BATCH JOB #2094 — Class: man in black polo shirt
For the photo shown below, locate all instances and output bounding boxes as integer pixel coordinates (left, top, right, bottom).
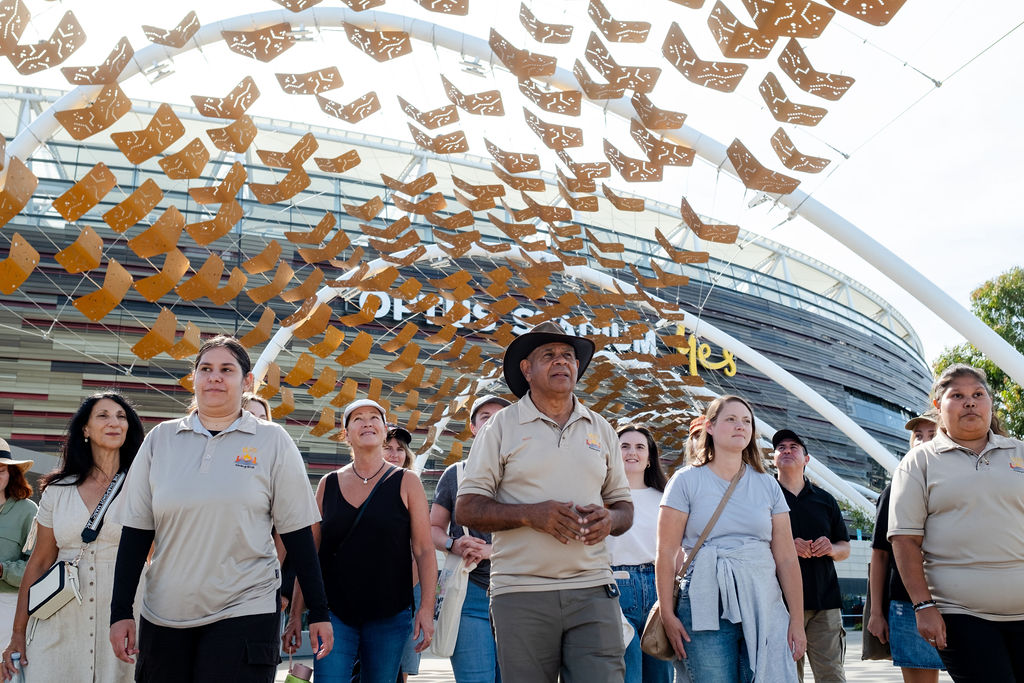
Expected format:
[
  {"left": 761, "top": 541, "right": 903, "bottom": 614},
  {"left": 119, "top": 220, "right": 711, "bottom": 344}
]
[{"left": 775, "top": 428, "right": 851, "bottom": 682}]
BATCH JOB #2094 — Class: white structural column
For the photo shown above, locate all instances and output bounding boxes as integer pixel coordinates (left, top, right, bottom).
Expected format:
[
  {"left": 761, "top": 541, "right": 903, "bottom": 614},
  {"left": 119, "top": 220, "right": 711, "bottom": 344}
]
[{"left": 253, "top": 243, "right": 879, "bottom": 514}]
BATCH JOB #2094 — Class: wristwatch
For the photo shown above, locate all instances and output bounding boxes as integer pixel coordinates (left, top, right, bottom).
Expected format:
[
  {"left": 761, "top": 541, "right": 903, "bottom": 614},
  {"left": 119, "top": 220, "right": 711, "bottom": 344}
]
[{"left": 445, "top": 537, "right": 455, "bottom": 552}]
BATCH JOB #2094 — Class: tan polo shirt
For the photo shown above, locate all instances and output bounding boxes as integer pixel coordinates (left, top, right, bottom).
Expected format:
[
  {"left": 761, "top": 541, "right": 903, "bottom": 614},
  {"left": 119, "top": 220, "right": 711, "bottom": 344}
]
[
  {"left": 458, "top": 392, "right": 631, "bottom": 596},
  {"left": 114, "top": 411, "right": 319, "bottom": 628},
  {"left": 889, "top": 429, "right": 1024, "bottom": 621}
]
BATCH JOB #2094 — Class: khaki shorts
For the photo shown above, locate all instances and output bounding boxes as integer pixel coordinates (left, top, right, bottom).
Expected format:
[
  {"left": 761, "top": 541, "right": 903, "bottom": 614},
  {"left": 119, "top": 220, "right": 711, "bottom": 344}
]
[{"left": 490, "top": 586, "right": 625, "bottom": 683}]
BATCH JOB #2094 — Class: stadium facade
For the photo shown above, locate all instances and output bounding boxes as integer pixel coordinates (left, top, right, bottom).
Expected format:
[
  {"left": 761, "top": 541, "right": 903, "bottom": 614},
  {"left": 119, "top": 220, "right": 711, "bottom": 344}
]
[{"left": 0, "top": 86, "right": 931, "bottom": 493}]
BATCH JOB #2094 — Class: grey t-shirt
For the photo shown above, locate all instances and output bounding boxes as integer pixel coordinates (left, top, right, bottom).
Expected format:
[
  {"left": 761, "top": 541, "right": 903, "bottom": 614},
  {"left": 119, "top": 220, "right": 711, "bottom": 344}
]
[
  {"left": 434, "top": 462, "right": 490, "bottom": 589},
  {"left": 661, "top": 464, "right": 789, "bottom": 563}
]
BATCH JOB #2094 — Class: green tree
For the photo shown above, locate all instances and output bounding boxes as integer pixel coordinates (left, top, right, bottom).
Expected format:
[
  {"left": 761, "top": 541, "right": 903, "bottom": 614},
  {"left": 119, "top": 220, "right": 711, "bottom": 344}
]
[
  {"left": 838, "top": 499, "right": 875, "bottom": 537},
  {"left": 933, "top": 266, "right": 1024, "bottom": 437}
]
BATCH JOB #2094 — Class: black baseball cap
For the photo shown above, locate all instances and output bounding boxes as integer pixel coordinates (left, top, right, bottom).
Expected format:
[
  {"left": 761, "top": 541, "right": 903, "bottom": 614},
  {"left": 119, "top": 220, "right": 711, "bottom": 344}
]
[
  {"left": 386, "top": 425, "right": 412, "bottom": 446},
  {"left": 772, "top": 429, "right": 807, "bottom": 451}
]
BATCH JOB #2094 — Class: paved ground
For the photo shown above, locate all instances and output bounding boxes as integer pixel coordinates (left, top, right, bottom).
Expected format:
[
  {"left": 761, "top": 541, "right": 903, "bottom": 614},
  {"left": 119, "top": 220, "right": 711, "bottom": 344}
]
[{"left": 277, "top": 630, "right": 953, "bottom": 681}]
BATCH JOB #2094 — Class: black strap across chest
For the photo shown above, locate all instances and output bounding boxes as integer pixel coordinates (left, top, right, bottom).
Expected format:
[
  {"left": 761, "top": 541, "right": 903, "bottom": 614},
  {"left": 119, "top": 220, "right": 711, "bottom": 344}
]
[{"left": 329, "top": 464, "right": 397, "bottom": 552}]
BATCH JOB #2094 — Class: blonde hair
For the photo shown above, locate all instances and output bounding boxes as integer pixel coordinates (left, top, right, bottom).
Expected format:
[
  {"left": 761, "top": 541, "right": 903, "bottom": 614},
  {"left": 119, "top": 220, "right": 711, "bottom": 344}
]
[
  {"left": 684, "top": 433, "right": 700, "bottom": 466},
  {"left": 242, "top": 392, "right": 272, "bottom": 420},
  {"left": 684, "top": 415, "right": 707, "bottom": 466}
]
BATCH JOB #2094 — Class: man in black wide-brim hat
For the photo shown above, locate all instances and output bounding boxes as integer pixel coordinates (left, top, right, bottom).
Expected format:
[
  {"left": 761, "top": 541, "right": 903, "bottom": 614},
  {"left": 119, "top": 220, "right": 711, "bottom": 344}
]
[{"left": 456, "top": 320, "right": 633, "bottom": 682}]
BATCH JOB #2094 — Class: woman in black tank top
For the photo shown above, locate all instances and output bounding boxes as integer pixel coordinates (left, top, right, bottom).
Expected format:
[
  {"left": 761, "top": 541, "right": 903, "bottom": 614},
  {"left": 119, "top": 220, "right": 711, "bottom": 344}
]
[{"left": 284, "top": 399, "right": 436, "bottom": 683}]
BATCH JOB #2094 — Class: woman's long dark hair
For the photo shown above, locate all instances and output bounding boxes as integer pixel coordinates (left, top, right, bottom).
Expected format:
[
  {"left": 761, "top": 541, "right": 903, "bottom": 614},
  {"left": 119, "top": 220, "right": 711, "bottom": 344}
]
[
  {"left": 42, "top": 391, "right": 145, "bottom": 490},
  {"left": 616, "top": 425, "right": 668, "bottom": 492}
]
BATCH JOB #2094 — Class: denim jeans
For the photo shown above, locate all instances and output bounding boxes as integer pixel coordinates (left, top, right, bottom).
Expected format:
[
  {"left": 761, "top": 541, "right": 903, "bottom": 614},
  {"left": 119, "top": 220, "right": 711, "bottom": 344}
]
[
  {"left": 399, "top": 584, "right": 423, "bottom": 675},
  {"left": 313, "top": 607, "right": 412, "bottom": 682},
  {"left": 675, "top": 586, "right": 753, "bottom": 683},
  {"left": 614, "top": 564, "right": 673, "bottom": 683},
  {"left": 449, "top": 580, "right": 501, "bottom": 683},
  {"left": 888, "top": 600, "right": 944, "bottom": 670}
]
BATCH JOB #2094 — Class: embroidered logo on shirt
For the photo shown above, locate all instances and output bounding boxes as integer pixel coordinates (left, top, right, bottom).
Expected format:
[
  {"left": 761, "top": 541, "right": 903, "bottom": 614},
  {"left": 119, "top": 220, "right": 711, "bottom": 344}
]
[
  {"left": 1010, "top": 455, "right": 1024, "bottom": 474},
  {"left": 585, "top": 434, "right": 601, "bottom": 451},
  {"left": 234, "top": 447, "right": 257, "bottom": 469}
]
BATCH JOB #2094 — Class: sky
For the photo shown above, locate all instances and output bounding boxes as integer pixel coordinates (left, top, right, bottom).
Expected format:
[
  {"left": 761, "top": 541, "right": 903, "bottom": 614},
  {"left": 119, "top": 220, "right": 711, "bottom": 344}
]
[
  {"left": 766, "top": 3, "right": 1024, "bottom": 364},
  {"left": 4, "top": 0, "right": 1022, "bottom": 366}
]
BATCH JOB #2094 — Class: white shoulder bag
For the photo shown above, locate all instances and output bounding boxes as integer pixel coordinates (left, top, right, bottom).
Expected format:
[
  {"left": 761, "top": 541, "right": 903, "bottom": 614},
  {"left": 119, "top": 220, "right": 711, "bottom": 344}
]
[
  {"left": 430, "top": 462, "right": 478, "bottom": 657},
  {"left": 28, "top": 472, "right": 125, "bottom": 619}
]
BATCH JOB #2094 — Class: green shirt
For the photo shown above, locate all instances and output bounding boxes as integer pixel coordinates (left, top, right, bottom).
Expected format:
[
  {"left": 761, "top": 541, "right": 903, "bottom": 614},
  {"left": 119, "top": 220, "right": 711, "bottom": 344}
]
[{"left": 0, "top": 497, "right": 38, "bottom": 592}]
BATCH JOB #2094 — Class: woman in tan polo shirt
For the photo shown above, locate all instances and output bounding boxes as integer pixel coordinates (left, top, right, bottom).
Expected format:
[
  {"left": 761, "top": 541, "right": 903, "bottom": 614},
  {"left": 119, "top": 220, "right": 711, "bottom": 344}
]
[
  {"left": 108, "top": 336, "right": 332, "bottom": 683},
  {"left": 890, "top": 364, "right": 1024, "bottom": 682}
]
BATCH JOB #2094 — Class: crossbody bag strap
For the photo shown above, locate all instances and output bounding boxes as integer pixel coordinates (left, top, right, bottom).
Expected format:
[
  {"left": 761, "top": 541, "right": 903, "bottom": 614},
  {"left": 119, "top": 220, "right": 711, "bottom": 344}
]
[
  {"left": 674, "top": 465, "right": 745, "bottom": 582},
  {"left": 455, "top": 462, "right": 469, "bottom": 537},
  {"left": 79, "top": 470, "right": 126, "bottom": 545},
  {"left": 336, "top": 464, "right": 397, "bottom": 551}
]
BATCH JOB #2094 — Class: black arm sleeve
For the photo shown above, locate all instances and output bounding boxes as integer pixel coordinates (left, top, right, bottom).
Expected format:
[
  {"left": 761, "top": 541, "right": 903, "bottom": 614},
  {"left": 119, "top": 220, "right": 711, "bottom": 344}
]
[
  {"left": 871, "top": 485, "right": 892, "bottom": 552},
  {"left": 280, "top": 527, "right": 329, "bottom": 624},
  {"left": 110, "top": 526, "right": 154, "bottom": 625}
]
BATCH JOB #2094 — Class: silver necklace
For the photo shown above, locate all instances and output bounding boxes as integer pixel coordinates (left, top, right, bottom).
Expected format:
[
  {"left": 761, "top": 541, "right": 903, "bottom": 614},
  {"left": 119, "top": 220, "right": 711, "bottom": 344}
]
[{"left": 352, "top": 460, "right": 386, "bottom": 484}]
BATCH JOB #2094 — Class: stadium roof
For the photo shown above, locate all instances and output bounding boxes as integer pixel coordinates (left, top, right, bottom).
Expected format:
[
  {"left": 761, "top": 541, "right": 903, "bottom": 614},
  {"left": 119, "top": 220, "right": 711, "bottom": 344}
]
[{"left": 2, "top": 84, "right": 924, "bottom": 357}]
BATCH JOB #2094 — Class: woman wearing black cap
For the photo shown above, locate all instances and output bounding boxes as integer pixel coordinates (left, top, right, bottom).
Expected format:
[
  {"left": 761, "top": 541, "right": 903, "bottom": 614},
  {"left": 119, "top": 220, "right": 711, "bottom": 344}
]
[{"left": 383, "top": 426, "right": 415, "bottom": 470}]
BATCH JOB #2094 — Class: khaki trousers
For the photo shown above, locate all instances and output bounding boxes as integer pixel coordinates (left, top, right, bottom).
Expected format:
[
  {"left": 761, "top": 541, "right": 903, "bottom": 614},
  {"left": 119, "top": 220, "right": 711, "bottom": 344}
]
[
  {"left": 490, "top": 585, "right": 626, "bottom": 683},
  {"left": 797, "top": 608, "right": 846, "bottom": 682}
]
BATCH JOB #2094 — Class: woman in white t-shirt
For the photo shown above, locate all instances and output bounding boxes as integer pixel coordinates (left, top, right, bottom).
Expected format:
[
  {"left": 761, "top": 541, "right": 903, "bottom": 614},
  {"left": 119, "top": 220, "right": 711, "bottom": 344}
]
[
  {"left": 655, "top": 395, "right": 805, "bottom": 682},
  {"left": 607, "top": 425, "right": 673, "bottom": 683}
]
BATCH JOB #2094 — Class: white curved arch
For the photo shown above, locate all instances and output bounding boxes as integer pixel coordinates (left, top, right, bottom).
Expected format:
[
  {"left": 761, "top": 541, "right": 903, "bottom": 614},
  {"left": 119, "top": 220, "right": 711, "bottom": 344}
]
[
  {"left": 3, "top": 7, "right": 1022, "bottom": 391},
  {"left": 253, "top": 243, "right": 883, "bottom": 514}
]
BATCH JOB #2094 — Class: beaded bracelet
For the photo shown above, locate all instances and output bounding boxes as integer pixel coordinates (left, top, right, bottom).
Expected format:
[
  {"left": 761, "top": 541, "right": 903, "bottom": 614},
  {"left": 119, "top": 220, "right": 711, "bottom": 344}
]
[{"left": 913, "top": 600, "right": 937, "bottom": 612}]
